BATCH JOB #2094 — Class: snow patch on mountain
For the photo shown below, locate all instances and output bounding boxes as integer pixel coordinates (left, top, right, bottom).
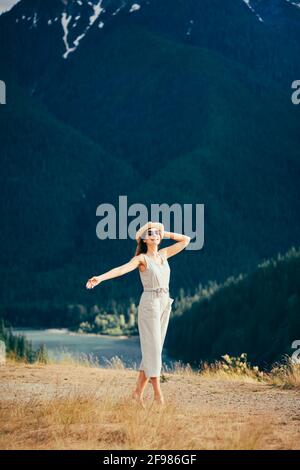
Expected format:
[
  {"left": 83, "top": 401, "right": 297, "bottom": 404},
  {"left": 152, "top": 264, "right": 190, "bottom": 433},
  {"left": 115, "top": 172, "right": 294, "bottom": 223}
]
[
  {"left": 12, "top": 0, "right": 123, "bottom": 58},
  {"left": 89, "top": 0, "right": 104, "bottom": 26},
  {"left": 32, "top": 11, "right": 38, "bottom": 27},
  {"left": 242, "top": 0, "right": 264, "bottom": 22},
  {"left": 186, "top": 19, "right": 194, "bottom": 37},
  {"left": 285, "top": 0, "right": 300, "bottom": 9},
  {"left": 61, "top": 0, "right": 104, "bottom": 59},
  {"left": 62, "top": 12, "right": 76, "bottom": 58},
  {"left": 10, "top": 0, "right": 300, "bottom": 62},
  {"left": 129, "top": 4, "right": 140, "bottom": 13}
]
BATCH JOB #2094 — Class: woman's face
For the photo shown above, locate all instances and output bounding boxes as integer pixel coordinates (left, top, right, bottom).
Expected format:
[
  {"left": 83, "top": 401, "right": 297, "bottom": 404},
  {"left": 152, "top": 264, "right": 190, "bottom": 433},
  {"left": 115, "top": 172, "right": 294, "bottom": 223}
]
[{"left": 144, "top": 228, "right": 161, "bottom": 246}]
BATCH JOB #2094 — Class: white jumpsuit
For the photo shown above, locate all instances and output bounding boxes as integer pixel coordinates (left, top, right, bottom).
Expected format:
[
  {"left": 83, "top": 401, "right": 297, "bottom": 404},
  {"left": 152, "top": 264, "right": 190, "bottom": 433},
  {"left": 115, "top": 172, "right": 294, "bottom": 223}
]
[{"left": 137, "top": 251, "right": 174, "bottom": 378}]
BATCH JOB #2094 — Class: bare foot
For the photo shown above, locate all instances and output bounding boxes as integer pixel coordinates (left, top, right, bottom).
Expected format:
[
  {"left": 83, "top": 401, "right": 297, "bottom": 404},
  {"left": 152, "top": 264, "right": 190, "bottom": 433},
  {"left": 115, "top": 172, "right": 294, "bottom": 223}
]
[
  {"left": 153, "top": 393, "right": 165, "bottom": 406},
  {"left": 131, "top": 390, "right": 146, "bottom": 409}
]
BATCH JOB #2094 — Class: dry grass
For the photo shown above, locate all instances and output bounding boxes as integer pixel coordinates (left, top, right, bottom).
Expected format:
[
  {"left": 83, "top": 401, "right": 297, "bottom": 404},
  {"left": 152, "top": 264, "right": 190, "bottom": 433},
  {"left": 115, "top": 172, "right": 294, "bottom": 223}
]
[
  {"left": 164, "top": 361, "right": 197, "bottom": 377},
  {"left": 7, "top": 350, "right": 300, "bottom": 390},
  {"left": 6, "top": 351, "right": 128, "bottom": 371},
  {"left": 198, "top": 362, "right": 265, "bottom": 384},
  {"left": 168, "top": 354, "right": 266, "bottom": 384},
  {"left": 267, "top": 357, "right": 300, "bottom": 390},
  {"left": 1, "top": 354, "right": 299, "bottom": 450},
  {"left": 184, "top": 354, "right": 300, "bottom": 389},
  {"left": 50, "top": 352, "right": 127, "bottom": 371},
  {"left": 0, "top": 386, "right": 273, "bottom": 450}
]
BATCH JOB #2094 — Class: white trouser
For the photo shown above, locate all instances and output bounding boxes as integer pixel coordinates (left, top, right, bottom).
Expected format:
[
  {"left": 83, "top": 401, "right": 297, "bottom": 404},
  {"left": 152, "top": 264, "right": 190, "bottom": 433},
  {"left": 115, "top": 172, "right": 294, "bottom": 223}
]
[{"left": 138, "top": 292, "right": 174, "bottom": 378}]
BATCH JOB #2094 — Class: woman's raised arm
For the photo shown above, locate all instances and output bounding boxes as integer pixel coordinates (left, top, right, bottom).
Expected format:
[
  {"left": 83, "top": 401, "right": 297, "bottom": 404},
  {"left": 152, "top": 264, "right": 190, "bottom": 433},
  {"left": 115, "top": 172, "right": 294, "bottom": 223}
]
[{"left": 159, "top": 231, "right": 190, "bottom": 260}]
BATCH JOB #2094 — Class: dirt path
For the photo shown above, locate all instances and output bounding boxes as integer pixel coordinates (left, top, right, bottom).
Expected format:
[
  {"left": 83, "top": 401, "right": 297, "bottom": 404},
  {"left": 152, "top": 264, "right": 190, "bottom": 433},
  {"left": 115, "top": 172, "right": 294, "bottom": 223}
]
[{"left": 0, "top": 362, "right": 299, "bottom": 449}]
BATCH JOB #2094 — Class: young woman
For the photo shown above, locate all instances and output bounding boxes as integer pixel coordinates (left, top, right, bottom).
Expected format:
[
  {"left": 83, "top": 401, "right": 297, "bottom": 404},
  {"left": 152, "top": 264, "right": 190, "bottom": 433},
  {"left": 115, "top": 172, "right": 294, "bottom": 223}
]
[{"left": 86, "top": 222, "right": 190, "bottom": 407}]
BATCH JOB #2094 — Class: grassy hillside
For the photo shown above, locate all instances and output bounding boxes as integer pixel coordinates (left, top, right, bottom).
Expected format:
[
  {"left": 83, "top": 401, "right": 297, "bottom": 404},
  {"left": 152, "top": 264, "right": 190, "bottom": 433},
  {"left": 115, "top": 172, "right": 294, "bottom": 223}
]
[
  {"left": 0, "top": 78, "right": 138, "bottom": 325},
  {"left": 166, "top": 247, "right": 300, "bottom": 367}
]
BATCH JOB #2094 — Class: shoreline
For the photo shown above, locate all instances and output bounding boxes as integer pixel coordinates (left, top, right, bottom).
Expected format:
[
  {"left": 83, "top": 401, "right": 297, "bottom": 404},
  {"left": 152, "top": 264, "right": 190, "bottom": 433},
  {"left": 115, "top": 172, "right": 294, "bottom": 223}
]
[{"left": 12, "top": 327, "right": 139, "bottom": 341}]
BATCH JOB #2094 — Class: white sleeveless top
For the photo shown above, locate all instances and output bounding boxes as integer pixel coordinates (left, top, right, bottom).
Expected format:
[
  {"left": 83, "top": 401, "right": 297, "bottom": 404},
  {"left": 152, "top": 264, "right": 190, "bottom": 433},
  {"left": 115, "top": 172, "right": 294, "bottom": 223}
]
[{"left": 139, "top": 251, "right": 170, "bottom": 291}]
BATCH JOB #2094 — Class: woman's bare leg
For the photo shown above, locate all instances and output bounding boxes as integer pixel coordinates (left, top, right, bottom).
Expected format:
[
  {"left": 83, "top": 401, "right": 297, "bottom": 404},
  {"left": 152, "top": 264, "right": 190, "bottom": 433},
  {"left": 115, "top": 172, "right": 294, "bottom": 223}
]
[
  {"left": 150, "top": 376, "right": 164, "bottom": 405},
  {"left": 132, "top": 370, "right": 149, "bottom": 407}
]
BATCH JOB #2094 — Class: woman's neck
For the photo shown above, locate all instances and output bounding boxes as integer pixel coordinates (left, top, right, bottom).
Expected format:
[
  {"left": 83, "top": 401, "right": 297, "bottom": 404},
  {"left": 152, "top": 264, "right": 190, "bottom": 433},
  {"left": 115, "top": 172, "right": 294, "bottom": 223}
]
[{"left": 146, "top": 247, "right": 159, "bottom": 257}]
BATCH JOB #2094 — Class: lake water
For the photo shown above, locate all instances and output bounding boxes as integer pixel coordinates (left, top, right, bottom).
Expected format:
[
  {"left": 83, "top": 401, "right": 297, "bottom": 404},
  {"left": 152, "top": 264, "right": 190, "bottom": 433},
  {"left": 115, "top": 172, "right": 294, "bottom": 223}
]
[{"left": 12, "top": 328, "right": 175, "bottom": 372}]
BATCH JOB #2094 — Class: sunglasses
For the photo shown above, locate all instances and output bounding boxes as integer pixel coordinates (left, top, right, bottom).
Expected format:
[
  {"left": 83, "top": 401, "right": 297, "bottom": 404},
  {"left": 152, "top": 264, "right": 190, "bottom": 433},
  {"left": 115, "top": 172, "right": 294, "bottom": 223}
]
[{"left": 147, "top": 229, "right": 160, "bottom": 237}]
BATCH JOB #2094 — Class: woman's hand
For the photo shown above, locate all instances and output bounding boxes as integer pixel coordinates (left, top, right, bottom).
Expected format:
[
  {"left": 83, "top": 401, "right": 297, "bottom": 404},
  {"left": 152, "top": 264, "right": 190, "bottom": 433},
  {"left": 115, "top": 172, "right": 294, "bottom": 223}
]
[{"left": 86, "top": 275, "right": 102, "bottom": 289}]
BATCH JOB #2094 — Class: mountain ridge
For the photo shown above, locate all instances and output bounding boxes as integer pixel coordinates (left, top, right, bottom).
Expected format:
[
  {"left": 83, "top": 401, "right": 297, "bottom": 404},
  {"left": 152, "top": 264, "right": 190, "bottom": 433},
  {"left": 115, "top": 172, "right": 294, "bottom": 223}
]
[{"left": 0, "top": 0, "right": 299, "bottom": 324}]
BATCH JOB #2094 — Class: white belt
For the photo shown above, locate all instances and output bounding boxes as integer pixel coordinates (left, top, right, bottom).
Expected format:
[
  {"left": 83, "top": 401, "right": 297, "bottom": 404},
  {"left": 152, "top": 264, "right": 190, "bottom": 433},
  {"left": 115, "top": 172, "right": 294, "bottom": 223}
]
[{"left": 143, "top": 287, "right": 169, "bottom": 295}]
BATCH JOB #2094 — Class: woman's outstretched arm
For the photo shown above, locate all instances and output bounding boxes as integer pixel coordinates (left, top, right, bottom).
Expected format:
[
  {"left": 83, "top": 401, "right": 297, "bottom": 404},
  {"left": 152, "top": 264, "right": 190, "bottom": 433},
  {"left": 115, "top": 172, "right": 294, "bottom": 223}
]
[
  {"left": 86, "top": 254, "right": 144, "bottom": 289},
  {"left": 159, "top": 230, "right": 191, "bottom": 259}
]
